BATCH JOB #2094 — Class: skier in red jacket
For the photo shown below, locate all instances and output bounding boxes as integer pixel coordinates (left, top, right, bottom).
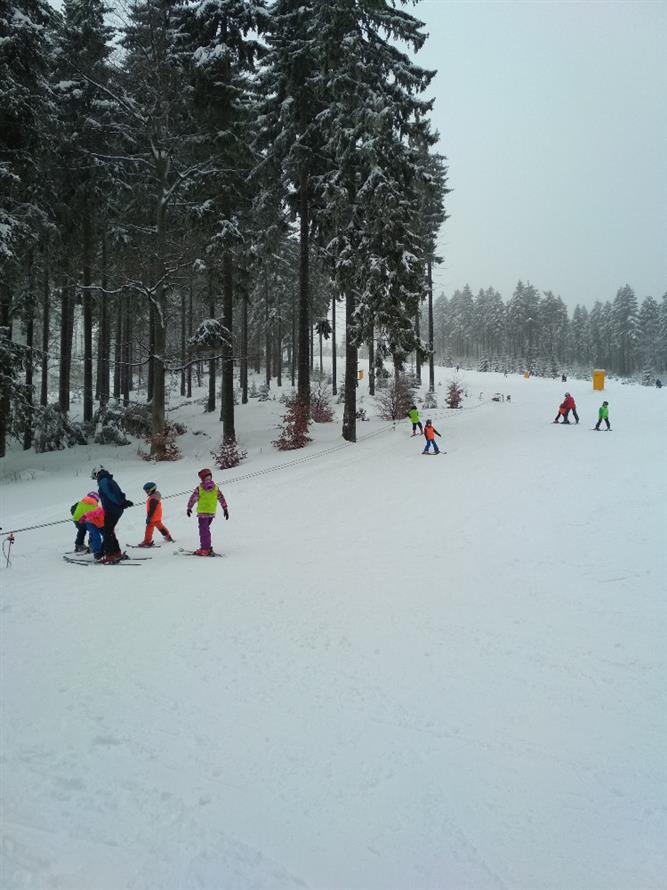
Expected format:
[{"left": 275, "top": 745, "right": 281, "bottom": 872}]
[{"left": 563, "top": 392, "right": 579, "bottom": 424}]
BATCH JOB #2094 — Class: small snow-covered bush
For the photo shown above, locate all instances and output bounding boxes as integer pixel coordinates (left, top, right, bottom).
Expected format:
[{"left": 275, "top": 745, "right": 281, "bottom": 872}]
[
  {"left": 375, "top": 374, "right": 415, "bottom": 420},
  {"left": 311, "top": 383, "right": 334, "bottom": 422},
  {"left": 273, "top": 396, "right": 311, "bottom": 450},
  {"left": 257, "top": 382, "right": 270, "bottom": 402},
  {"left": 423, "top": 391, "right": 438, "bottom": 409},
  {"left": 92, "top": 405, "right": 129, "bottom": 446},
  {"left": 121, "top": 403, "right": 152, "bottom": 438},
  {"left": 33, "top": 405, "right": 87, "bottom": 453},
  {"left": 143, "top": 424, "right": 182, "bottom": 462},
  {"left": 445, "top": 380, "right": 464, "bottom": 408},
  {"left": 211, "top": 436, "right": 247, "bottom": 470}
]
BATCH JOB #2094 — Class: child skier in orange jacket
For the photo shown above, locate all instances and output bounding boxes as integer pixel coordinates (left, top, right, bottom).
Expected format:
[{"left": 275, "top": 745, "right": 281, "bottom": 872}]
[
  {"left": 422, "top": 419, "right": 442, "bottom": 454},
  {"left": 138, "top": 482, "right": 174, "bottom": 547}
]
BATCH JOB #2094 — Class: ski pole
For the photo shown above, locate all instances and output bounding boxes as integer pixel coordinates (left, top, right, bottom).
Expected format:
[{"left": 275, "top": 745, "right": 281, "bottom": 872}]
[{"left": 3, "top": 532, "right": 15, "bottom": 568}]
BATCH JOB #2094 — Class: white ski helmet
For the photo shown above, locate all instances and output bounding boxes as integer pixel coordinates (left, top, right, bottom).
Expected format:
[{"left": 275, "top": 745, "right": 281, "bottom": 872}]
[{"left": 91, "top": 464, "right": 105, "bottom": 480}]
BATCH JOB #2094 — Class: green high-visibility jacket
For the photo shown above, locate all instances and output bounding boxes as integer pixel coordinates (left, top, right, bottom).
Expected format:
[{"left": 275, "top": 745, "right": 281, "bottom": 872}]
[
  {"left": 72, "top": 497, "right": 98, "bottom": 523},
  {"left": 408, "top": 408, "right": 420, "bottom": 423},
  {"left": 598, "top": 404, "right": 609, "bottom": 419}
]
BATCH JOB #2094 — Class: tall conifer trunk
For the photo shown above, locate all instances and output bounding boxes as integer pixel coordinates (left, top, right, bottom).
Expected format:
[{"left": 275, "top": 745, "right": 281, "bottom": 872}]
[
  {"left": 415, "top": 304, "right": 421, "bottom": 384},
  {"left": 82, "top": 210, "right": 94, "bottom": 422},
  {"left": 427, "top": 261, "right": 435, "bottom": 392},
  {"left": 220, "top": 247, "right": 235, "bottom": 439},
  {"left": 240, "top": 296, "right": 248, "bottom": 404},
  {"left": 23, "top": 251, "right": 34, "bottom": 450},
  {"left": 342, "top": 290, "right": 357, "bottom": 442},
  {"left": 207, "top": 269, "right": 216, "bottom": 412},
  {"left": 58, "top": 253, "right": 73, "bottom": 413},
  {"left": 40, "top": 242, "right": 49, "bottom": 407},
  {"left": 180, "top": 287, "right": 186, "bottom": 396},
  {"left": 99, "top": 231, "right": 109, "bottom": 407},
  {"left": 331, "top": 298, "right": 337, "bottom": 394},
  {"left": 368, "top": 326, "right": 375, "bottom": 396},
  {"left": 265, "top": 270, "right": 271, "bottom": 388},
  {"left": 187, "top": 273, "right": 193, "bottom": 397},
  {"left": 113, "top": 294, "right": 122, "bottom": 399},
  {"left": 297, "top": 169, "right": 310, "bottom": 410}
]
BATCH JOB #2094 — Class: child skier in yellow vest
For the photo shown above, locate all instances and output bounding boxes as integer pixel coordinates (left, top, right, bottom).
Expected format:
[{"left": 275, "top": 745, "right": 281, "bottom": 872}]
[{"left": 186, "top": 468, "right": 229, "bottom": 556}]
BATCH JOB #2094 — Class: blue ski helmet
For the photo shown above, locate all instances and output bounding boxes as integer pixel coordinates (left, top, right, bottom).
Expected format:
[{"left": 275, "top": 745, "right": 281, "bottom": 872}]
[{"left": 143, "top": 482, "right": 157, "bottom": 493}]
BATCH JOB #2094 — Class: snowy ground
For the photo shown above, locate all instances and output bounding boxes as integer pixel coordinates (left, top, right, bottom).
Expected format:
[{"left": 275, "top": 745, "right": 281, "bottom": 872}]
[{"left": 1, "top": 366, "right": 666, "bottom": 890}]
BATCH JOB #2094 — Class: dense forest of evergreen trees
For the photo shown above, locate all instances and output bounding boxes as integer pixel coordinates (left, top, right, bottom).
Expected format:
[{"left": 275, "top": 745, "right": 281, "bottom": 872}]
[
  {"left": 433, "top": 282, "right": 667, "bottom": 379},
  {"left": 1, "top": 1, "right": 663, "bottom": 459},
  {"left": 0, "top": 0, "right": 449, "bottom": 456}
]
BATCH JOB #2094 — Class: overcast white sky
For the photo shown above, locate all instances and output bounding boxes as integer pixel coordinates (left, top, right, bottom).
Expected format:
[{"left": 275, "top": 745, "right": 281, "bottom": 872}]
[{"left": 415, "top": 0, "right": 667, "bottom": 307}]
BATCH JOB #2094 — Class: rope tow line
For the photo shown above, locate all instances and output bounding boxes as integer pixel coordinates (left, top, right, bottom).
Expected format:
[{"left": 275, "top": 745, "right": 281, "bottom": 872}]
[
  {"left": 0, "top": 421, "right": 397, "bottom": 537},
  {"left": 1, "top": 400, "right": 495, "bottom": 539}
]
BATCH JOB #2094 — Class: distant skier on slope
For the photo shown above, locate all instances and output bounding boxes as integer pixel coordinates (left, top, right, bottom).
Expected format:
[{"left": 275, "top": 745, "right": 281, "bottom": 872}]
[
  {"left": 186, "top": 468, "right": 229, "bottom": 556},
  {"left": 563, "top": 392, "right": 579, "bottom": 423},
  {"left": 92, "top": 465, "right": 134, "bottom": 563},
  {"left": 137, "top": 482, "right": 174, "bottom": 548},
  {"left": 407, "top": 405, "right": 423, "bottom": 436},
  {"left": 553, "top": 398, "right": 569, "bottom": 424},
  {"left": 594, "top": 401, "right": 611, "bottom": 430},
  {"left": 422, "top": 419, "right": 442, "bottom": 454}
]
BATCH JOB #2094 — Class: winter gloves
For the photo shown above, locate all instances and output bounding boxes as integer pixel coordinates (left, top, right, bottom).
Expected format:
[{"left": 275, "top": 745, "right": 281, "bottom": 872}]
[{"left": 186, "top": 508, "right": 229, "bottom": 519}]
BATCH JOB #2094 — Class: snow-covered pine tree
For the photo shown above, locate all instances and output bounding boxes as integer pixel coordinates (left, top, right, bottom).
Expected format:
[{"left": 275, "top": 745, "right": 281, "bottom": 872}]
[
  {"left": 54, "top": 0, "right": 115, "bottom": 424},
  {"left": 313, "top": 0, "right": 437, "bottom": 442},
  {"left": 612, "top": 284, "right": 639, "bottom": 375},
  {"left": 570, "top": 305, "right": 591, "bottom": 369},
  {"left": 538, "top": 291, "right": 569, "bottom": 370},
  {"left": 416, "top": 150, "right": 449, "bottom": 392},
  {"left": 256, "top": 0, "right": 330, "bottom": 413},
  {"left": 589, "top": 300, "right": 613, "bottom": 371},
  {"left": 110, "top": 0, "right": 200, "bottom": 453},
  {"left": 445, "top": 379, "right": 464, "bottom": 409},
  {"left": 172, "top": 0, "right": 267, "bottom": 445},
  {"left": 637, "top": 296, "right": 660, "bottom": 373},
  {"left": 506, "top": 281, "right": 540, "bottom": 363},
  {"left": 0, "top": 0, "right": 57, "bottom": 455},
  {"left": 659, "top": 293, "right": 667, "bottom": 371}
]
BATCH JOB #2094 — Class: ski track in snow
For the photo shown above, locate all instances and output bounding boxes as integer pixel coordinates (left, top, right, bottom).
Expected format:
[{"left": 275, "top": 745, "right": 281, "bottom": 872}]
[{"left": 1, "top": 367, "right": 666, "bottom": 890}]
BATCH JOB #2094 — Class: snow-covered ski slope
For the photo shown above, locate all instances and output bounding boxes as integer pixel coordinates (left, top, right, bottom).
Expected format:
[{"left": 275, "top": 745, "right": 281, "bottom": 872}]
[{"left": 2, "top": 368, "right": 666, "bottom": 890}]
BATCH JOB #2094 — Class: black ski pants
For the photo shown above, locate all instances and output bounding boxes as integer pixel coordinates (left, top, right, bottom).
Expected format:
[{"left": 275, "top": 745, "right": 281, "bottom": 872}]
[
  {"left": 102, "top": 507, "right": 124, "bottom": 556},
  {"left": 75, "top": 523, "right": 87, "bottom": 548},
  {"left": 595, "top": 418, "right": 611, "bottom": 430}
]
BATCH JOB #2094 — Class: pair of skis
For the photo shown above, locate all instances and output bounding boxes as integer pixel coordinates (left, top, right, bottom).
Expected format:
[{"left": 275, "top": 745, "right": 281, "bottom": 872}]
[{"left": 63, "top": 547, "right": 223, "bottom": 566}]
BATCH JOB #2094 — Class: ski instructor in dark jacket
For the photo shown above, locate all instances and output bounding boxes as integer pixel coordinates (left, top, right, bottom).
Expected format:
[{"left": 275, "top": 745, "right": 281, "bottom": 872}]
[{"left": 92, "top": 465, "right": 133, "bottom": 563}]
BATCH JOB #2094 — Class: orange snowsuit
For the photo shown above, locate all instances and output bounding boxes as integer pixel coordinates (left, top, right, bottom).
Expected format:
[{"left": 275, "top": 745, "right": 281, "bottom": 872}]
[{"left": 143, "top": 491, "right": 172, "bottom": 544}]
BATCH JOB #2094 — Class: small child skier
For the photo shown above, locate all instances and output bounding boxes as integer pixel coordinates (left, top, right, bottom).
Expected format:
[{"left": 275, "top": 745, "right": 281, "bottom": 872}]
[
  {"left": 407, "top": 405, "right": 423, "bottom": 436},
  {"left": 186, "top": 468, "right": 229, "bottom": 556},
  {"left": 138, "top": 482, "right": 174, "bottom": 547},
  {"left": 553, "top": 400, "right": 569, "bottom": 423},
  {"left": 422, "top": 419, "right": 442, "bottom": 454},
  {"left": 595, "top": 400, "right": 611, "bottom": 430},
  {"left": 70, "top": 491, "right": 104, "bottom": 558}
]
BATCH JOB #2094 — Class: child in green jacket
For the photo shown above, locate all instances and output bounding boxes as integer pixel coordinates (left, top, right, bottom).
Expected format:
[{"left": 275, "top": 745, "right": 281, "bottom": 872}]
[
  {"left": 407, "top": 405, "right": 423, "bottom": 436},
  {"left": 595, "top": 401, "right": 611, "bottom": 430}
]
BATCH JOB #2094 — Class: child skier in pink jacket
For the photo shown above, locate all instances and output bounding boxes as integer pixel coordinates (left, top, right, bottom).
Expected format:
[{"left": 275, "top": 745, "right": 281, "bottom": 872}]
[{"left": 186, "top": 468, "right": 229, "bottom": 556}]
